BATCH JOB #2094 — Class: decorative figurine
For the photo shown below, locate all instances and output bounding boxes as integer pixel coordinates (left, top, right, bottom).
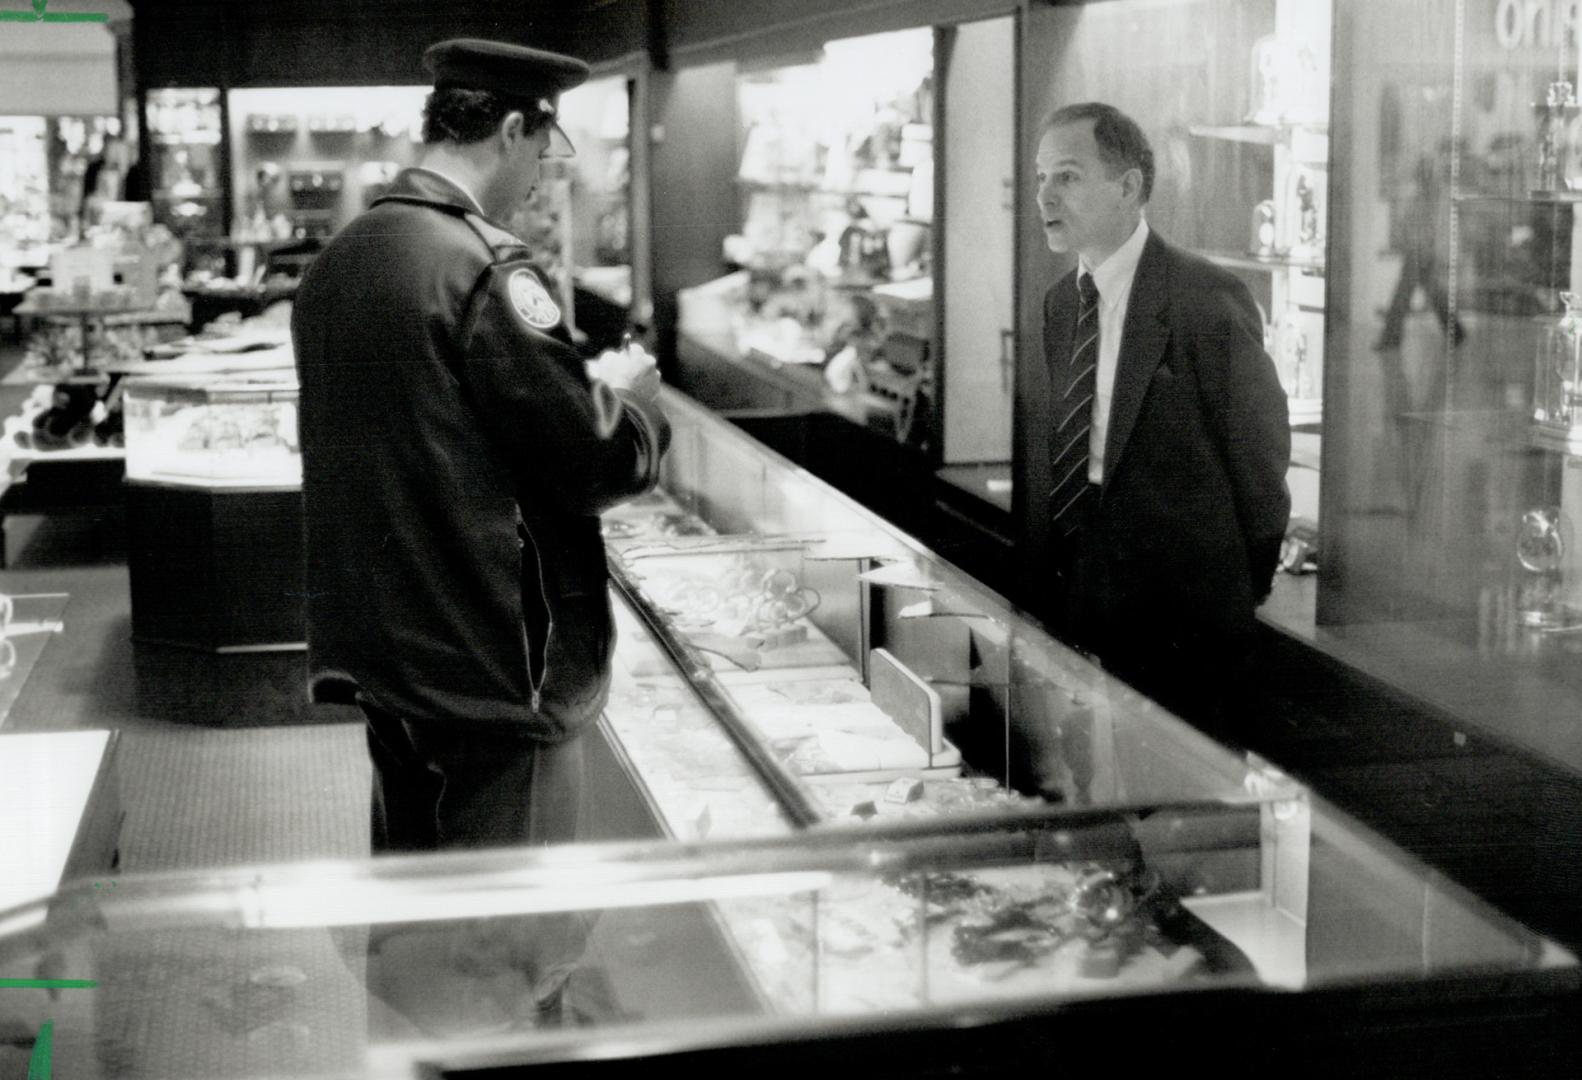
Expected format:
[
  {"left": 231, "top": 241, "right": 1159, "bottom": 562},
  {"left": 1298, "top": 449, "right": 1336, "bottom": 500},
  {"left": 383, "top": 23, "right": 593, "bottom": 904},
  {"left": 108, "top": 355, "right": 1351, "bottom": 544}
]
[
  {"left": 1285, "top": 168, "right": 1325, "bottom": 258},
  {"left": 1516, "top": 506, "right": 1575, "bottom": 628},
  {"left": 1247, "top": 34, "right": 1287, "bottom": 125},
  {"left": 837, "top": 199, "right": 891, "bottom": 284},
  {"left": 1535, "top": 291, "right": 1582, "bottom": 451},
  {"left": 1247, "top": 36, "right": 1325, "bottom": 126},
  {"left": 1252, "top": 199, "right": 1277, "bottom": 257},
  {"left": 1535, "top": 80, "right": 1579, "bottom": 193}
]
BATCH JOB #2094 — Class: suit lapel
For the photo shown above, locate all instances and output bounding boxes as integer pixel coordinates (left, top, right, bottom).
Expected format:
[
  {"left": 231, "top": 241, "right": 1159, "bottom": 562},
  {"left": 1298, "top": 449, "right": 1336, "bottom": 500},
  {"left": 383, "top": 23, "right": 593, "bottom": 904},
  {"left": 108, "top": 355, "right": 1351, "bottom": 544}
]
[{"left": 1102, "top": 231, "right": 1171, "bottom": 489}]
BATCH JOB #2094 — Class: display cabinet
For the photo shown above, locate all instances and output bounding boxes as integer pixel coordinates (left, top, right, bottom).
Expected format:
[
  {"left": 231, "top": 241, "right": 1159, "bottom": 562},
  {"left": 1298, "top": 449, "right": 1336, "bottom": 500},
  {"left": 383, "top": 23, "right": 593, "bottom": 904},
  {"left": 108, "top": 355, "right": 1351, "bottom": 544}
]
[
  {"left": 144, "top": 88, "right": 226, "bottom": 240},
  {"left": 674, "top": 24, "right": 940, "bottom": 451},
  {"left": 6, "top": 385, "right": 1582, "bottom": 1075},
  {"left": 1310, "top": 0, "right": 1582, "bottom": 780},
  {"left": 603, "top": 390, "right": 1277, "bottom": 841},
  {"left": 657, "top": 13, "right": 1024, "bottom": 596},
  {"left": 0, "top": 797, "right": 1574, "bottom": 1078},
  {"left": 120, "top": 373, "right": 304, "bottom": 651},
  {"left": 122, "top": 373, "right": 300, "bottom": 488},
  {"left": 1187, "top": 21, "right": 1331, "bottom": 426},
  {"left": 225, "top": 85, "right": 426, "bottom": 248}
]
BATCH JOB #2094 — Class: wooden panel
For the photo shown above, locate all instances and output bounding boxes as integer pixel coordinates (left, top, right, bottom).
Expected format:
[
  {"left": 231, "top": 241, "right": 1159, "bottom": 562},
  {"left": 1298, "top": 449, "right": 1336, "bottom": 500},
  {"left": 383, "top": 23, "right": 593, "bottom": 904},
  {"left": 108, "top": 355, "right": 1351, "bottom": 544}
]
[
  {"left": 133, "top": 1, "right": 644, "bottom": 91},
  {"left": 648, "top": 62, "right": 741, "bottom": 368}
]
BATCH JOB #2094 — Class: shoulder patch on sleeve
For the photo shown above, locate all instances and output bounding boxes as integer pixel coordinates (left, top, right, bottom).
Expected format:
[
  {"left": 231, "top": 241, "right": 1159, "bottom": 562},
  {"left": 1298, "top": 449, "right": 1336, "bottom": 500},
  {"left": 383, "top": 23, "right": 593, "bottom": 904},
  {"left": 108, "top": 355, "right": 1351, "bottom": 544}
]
[{"left": 507, "top": 268, "right": 562, "bottom": 330}]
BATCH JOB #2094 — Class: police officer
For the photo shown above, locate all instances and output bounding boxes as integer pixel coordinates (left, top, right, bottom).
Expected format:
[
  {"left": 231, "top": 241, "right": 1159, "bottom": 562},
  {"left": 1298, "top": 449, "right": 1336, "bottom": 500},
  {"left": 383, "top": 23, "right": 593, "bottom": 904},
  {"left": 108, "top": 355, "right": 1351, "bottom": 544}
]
[{"left": 292, "top": 39, "right": 669, "bottom": 853}]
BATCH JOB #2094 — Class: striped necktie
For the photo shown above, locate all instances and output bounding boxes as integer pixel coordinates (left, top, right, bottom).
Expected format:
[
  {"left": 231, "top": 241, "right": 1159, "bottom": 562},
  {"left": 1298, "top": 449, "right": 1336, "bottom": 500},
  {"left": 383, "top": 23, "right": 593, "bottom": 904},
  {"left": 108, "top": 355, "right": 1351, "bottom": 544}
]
[{"left": 1051, "top": 271, "right": 1099, "bottom": 538}]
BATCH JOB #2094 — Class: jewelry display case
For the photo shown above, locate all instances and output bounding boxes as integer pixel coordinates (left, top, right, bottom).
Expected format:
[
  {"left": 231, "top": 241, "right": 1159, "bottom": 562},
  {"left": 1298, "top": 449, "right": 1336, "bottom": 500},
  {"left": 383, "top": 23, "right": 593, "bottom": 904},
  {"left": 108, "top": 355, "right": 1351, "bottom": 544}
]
[
  {"left": 603, "top": 390, "right": 1276, "bottom": 843},
  {"left": 119, "top": 373, "right": 304, "bottom": 651},
  {"left": 0, "top": 799, "right": 1573, "bottom": 1079},
  {"left": 122, "top": 372, "right": 300, "bottom": 489},
  {"left": 3, "top": 387, "right": 1580, "bottom": 1075}
]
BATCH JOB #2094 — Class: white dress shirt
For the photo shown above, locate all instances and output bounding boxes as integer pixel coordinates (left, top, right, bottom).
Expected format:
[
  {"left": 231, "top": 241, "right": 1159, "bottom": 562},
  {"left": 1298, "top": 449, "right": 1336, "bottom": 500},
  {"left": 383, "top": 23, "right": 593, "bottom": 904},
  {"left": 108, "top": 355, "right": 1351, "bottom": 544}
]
[
  {"left": 409, "top": 165, "right": 486, "bottom": 216},
  {"left": 1078, "top": 218, "right": 1150, "bottom": 484}
]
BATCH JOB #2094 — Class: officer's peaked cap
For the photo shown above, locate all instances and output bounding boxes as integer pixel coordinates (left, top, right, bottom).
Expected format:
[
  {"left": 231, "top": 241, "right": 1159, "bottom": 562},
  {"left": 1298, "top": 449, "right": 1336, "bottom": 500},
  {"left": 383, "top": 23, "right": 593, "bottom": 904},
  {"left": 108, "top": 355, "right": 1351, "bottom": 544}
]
[{"left": 423, "top": 38, "right": 591, "bottom": 102}]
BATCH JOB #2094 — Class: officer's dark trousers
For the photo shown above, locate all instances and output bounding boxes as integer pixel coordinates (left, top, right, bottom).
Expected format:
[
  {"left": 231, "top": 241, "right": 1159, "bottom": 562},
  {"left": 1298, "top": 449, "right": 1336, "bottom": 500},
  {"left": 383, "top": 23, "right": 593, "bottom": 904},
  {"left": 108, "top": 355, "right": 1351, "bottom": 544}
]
[
  {"left": 359, "top": 695, "right": 585, "bottom": 853},
  {"left": 355, "top": 697, "right": 595, "bottom": 1029}
]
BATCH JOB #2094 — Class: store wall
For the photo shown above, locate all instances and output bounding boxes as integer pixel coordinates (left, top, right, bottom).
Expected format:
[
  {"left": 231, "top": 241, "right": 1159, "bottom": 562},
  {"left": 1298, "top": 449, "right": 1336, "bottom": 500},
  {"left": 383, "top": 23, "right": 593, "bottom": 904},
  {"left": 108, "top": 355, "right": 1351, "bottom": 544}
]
[
  {"left": 648, "top": 61, "right": 742, "bottom": 375},
  {"left": 941, "top": 16, "right": 1017, "bottom": 465},
  {"left": 133, "top": 1, "right": 647, "bottom": 91}
]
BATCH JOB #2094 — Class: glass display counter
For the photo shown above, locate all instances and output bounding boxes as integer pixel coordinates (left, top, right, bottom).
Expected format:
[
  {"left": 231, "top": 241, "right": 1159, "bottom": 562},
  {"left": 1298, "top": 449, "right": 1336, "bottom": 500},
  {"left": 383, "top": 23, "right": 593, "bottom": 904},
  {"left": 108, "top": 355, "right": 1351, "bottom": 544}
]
[
  {"left": 0, "top": 803, "right": 1573, "bottom": 1079},
  {"left": 604, "top": 390, "right": 1269, "bottom": 839},
  {"left": 119, "top": 372, "right": 304, "bottom": 651},
  {"left": 122, "top": 372, "right": 301, "bottom": 488},
  {"left": 3, "top": 387, "right": 1580, "bottom": 1075}
]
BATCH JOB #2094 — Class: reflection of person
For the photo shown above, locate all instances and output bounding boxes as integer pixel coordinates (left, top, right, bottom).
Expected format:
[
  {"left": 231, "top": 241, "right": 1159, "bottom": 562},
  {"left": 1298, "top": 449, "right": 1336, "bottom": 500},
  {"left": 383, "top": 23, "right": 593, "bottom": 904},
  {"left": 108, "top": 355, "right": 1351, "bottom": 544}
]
[
  {"left": 1035, "top": 102, "right": 1290, "bottom": 740},
  {"left": 80, "top": 136, "right": 149, "bottom": 222},
  {"left": 292, "top": 39, "right": 669, "bottom": 854},
  {"left": 80, "top": 136, "right": 128, "bottom": 222},
  {"left": 1376, "top": 151, "right": 1463, "bottom": 350}
]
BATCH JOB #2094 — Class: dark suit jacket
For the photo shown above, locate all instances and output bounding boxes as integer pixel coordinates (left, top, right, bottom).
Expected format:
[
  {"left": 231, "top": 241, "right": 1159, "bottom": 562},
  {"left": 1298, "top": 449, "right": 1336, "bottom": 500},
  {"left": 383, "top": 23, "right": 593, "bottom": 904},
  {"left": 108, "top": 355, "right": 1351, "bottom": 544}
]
[{"left": 1042, "top": 228, "right": 1290, "bottom": 665}]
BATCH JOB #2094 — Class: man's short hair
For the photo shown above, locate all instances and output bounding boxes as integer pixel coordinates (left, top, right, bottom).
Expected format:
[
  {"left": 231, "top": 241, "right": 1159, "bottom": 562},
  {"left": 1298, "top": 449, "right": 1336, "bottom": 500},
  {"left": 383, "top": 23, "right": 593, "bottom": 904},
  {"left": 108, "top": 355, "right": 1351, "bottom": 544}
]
[
  {"left": 1042, "top": 102, "right": 1155, "bottom": 203},
  {"left": 421, "top": 87, "right": 555, "bottom": 146}
]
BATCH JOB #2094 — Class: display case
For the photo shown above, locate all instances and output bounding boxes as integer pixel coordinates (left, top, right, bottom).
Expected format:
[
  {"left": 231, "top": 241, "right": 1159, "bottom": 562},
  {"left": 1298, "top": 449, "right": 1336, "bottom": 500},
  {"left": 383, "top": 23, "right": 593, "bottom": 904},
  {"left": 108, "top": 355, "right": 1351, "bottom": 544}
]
[
  {"left": 120, "top": 372, "right": 304, "bottom": 652},
  {"left": 7, "top": 385, "right": 1582, "bottom": 1074},
  {"left": 1308, "top": 0, "right": 1582, "bottom": 785},
  {"left": 225, "top": 86, "right": 426, "bottom": 248},
  {"left": 144, "top": 88, "right": 226, "bottom": 240},
  {"left": 602, "top": 391, "right": 1275, "bottom": 841},
  {"left": 0, "top": 797, "right": 1574, "bottom": 1078},
  {"left": 122, "top": 372, "right": 300, "bottom": 488},
  {"left": 1187, "top": 0, "right": 1332, "bottom": 427},
  {"left": 675, "top": 26, "right": 940, "bottom": 452}
]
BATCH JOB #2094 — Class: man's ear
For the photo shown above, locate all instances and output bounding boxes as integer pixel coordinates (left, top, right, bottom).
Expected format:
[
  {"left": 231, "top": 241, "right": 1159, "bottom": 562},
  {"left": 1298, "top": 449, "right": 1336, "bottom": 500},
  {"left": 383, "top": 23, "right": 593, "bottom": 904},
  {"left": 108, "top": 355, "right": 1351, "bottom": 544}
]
[
  {"left": 498, "top": 109, "right": 526, "bottom": 150},
  {"left": 1120, "top": 166, "right": 1144, "bottom": 205}
]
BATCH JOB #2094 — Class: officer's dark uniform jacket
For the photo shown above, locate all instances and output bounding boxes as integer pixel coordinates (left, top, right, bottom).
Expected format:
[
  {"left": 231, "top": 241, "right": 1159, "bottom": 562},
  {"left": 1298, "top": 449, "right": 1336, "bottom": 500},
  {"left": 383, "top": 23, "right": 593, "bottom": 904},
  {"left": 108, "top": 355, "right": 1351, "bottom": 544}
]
[{"left": 292, "top": 168, "right": 668, "bottom": 740}]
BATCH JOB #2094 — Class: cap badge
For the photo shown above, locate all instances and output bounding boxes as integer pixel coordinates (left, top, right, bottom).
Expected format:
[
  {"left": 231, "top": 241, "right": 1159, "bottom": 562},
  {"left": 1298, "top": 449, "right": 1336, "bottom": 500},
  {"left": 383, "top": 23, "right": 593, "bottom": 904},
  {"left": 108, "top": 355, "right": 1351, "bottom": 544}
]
[{"left": 508, "top": 268, "right": 560, "bottom": 329}]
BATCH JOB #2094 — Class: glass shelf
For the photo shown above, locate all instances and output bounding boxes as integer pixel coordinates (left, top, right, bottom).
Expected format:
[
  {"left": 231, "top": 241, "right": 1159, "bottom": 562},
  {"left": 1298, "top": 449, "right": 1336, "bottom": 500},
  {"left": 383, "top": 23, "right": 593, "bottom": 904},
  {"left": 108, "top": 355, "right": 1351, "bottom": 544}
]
[{"left": 1203, "top": 249, "right": 1324, "bottom": 273}]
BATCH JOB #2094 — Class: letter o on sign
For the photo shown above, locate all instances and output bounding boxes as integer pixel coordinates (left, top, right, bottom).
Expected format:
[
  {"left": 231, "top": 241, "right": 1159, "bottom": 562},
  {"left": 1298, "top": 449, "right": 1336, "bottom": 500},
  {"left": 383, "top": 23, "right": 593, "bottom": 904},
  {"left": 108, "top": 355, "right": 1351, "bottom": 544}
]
[{"left": 1496, "top": 0, "right": 1524, "bottom": 48}]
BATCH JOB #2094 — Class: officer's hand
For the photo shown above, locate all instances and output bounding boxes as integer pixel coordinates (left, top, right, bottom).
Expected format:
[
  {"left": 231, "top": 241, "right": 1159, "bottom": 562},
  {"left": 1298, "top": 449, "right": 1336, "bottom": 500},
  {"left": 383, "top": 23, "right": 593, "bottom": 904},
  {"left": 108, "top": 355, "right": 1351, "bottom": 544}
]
[{"left": 589, "top": 341, "right": 661, "bottom": 401}]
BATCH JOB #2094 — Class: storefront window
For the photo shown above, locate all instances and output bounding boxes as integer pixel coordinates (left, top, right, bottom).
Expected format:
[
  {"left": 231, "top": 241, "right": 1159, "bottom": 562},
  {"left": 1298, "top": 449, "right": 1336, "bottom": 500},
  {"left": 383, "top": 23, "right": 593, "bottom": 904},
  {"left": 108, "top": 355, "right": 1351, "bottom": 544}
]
[{"left": 1312, "top": 0, "right": 1582, "bottom": 773}]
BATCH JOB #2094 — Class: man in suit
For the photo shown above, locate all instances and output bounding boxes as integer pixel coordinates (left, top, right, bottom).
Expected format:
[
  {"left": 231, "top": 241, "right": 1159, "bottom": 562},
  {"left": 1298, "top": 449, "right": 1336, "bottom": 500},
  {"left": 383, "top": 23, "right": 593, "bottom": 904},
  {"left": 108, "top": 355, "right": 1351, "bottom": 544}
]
[{"left": 1036, "top": 102, "right": 1290, "bottom": 741}]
